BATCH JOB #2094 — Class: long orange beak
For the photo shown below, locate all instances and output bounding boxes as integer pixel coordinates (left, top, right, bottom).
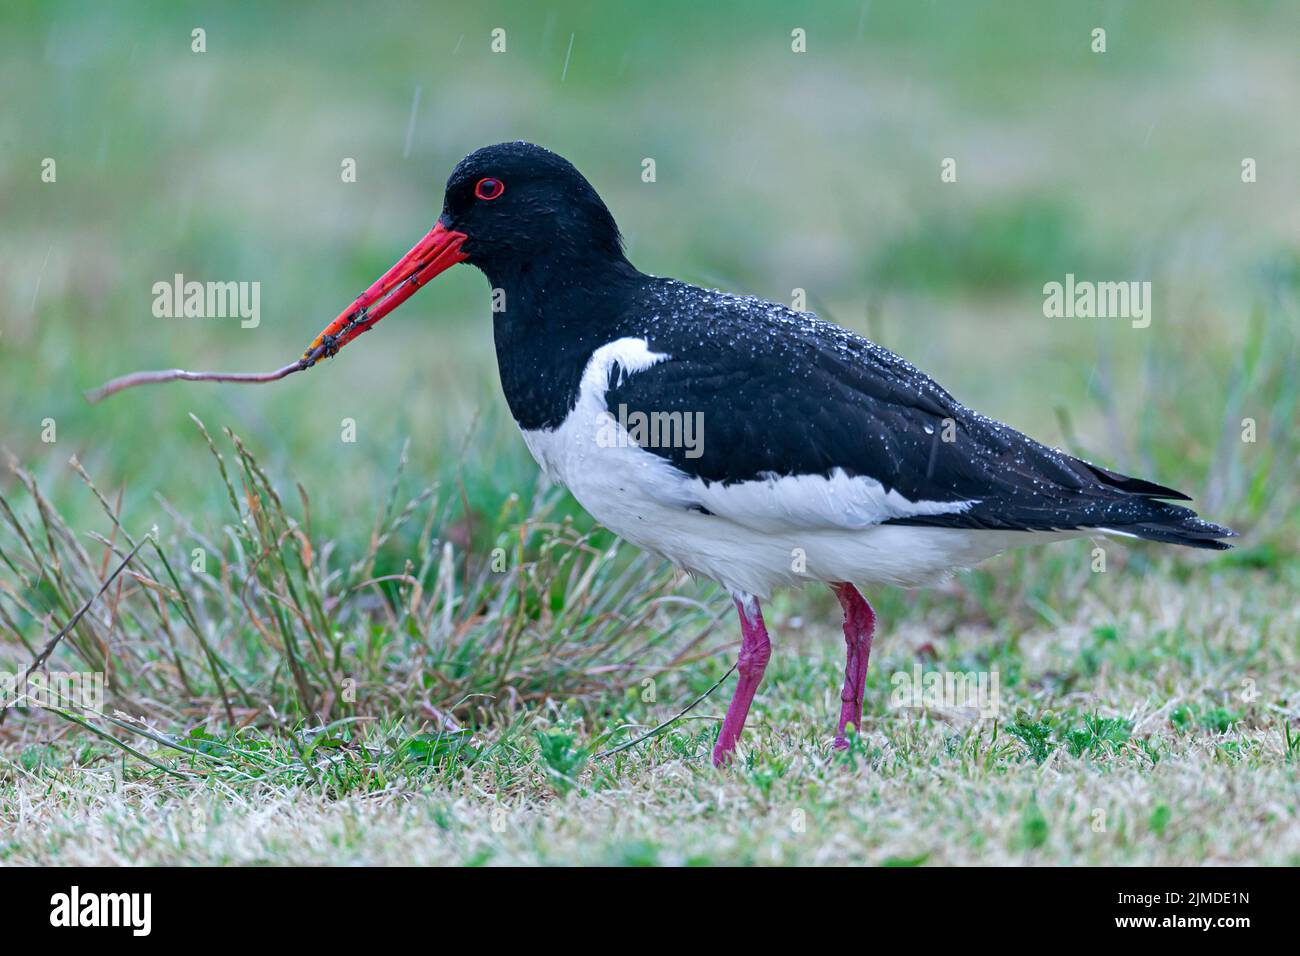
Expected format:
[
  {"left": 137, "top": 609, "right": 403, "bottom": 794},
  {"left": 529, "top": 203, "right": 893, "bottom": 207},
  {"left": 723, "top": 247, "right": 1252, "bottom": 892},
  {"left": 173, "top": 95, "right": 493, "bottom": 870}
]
[{"left": 303, "top": 220, "right": 468, "bottom": 364}]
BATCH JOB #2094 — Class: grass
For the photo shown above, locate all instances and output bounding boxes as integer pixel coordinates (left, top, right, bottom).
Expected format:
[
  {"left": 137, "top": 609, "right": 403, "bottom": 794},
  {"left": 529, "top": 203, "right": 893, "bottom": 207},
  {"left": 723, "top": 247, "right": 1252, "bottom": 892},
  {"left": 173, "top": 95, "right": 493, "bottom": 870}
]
[
  {"left": 1, "top": 418, "right": 723, "bottom": 732},
  {"left": 4, "top": 566, "right": 1297, "bottom": 865},
  {"left": 2, "top": 0, "right": 1298, "bottom": 865},
  {"left": 1, "top": 400, "right": 1296, "bottom": 863}
]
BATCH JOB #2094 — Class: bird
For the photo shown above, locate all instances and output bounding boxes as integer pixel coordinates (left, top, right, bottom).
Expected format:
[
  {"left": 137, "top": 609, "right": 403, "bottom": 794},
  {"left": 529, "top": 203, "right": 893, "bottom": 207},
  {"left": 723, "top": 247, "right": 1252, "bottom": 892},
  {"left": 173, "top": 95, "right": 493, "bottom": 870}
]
[{"left": 304, "top": 141, "right": 1235, "bottom": 767}]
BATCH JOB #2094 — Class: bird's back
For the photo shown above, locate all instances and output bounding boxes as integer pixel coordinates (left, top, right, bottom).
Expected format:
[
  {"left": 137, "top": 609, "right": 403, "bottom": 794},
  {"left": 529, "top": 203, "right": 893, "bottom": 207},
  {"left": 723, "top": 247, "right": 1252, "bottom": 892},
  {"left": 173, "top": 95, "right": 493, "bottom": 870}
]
[{"left": 603, "top": 277, "right": 1234, "bottom": 550}]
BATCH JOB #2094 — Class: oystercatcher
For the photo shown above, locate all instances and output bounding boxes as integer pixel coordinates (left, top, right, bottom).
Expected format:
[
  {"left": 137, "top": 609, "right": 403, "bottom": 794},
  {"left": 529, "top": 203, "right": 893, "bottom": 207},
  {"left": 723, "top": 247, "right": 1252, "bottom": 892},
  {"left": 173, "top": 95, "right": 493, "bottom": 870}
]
[{"left": 305, "top": 142, "right": 1234, "bottom": 766}]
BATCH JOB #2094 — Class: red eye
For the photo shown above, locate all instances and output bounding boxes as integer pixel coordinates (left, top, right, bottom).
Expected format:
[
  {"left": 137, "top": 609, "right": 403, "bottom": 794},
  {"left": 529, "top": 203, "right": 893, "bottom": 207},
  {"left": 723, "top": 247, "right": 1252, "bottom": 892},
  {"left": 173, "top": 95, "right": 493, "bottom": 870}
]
[{"left": 475, "top": 177, "right": 505, "bottom": 201}]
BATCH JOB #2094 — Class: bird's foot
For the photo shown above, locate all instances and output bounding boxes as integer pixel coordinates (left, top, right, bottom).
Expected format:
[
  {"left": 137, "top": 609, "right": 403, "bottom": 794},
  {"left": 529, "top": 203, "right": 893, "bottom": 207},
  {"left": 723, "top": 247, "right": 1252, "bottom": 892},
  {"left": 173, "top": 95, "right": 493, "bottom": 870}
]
[
  {"left": 711, "top": 594, "right": 771, "bottom": 768},
  {"left": 832, "top": 720, "right": 860, "bottom": 751},
  {"left": 711, "top": 738, "right": 737, "bottom": 767}
]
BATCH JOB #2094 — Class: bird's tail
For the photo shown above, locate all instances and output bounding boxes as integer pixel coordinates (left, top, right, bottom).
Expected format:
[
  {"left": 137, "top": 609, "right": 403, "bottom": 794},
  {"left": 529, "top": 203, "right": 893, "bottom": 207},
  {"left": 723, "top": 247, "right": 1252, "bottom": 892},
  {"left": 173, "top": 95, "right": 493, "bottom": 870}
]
[
  {"left": 1103, "top": 506, "right": 1237, "bottom": 550},
  {"left": 1082, "top": 459, "right": 1237, "bottom": 551}
]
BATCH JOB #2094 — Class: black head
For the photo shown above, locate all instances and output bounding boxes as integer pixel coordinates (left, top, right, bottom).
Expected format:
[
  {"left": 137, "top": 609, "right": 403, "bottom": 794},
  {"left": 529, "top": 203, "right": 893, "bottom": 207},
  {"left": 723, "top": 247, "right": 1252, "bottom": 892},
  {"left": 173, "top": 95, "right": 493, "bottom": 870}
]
[
  {"left": 302, "top": 142, "right": 634, "bottom": 361},
  {"left": 439, "top": 142, "right": 630, "bottom": 284}
]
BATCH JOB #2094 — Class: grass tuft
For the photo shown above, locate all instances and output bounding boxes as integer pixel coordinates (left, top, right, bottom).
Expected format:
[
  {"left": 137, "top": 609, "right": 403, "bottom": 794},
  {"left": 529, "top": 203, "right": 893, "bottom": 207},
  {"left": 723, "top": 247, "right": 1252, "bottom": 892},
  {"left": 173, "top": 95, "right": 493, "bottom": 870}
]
[{"left": 0, "top": 424, "right": 718, "bottom": 771}]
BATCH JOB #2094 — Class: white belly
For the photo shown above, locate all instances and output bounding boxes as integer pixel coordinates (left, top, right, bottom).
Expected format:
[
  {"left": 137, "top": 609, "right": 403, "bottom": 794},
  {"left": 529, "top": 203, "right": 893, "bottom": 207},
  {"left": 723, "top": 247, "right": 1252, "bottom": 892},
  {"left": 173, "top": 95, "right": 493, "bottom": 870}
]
[{"left": 520, "top": 337, "right": 1068, "bottom": 599}]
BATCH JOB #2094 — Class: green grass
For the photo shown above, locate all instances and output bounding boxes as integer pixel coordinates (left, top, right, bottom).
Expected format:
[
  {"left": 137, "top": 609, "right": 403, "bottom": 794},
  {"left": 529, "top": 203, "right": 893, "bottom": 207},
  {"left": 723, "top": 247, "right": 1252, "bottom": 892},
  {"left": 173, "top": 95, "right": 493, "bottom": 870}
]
[
  {"left": 1, "top": 418, "right": 1295, "bottom": 863},
  {"left": 1, "top": 0, "right": 1298, "bottom": 865},
  {"left": 3, "top": 562, "right": 1297, "bottom": 864}
]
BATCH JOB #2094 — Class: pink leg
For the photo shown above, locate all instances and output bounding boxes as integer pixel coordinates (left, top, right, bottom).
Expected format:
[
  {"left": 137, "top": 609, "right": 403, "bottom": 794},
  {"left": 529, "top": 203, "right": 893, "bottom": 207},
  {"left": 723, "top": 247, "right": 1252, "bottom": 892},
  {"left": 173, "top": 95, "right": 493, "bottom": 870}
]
[
  {"left": 831, "top": 582, "right": 876, "bottom": 749},
  {"left": 712, "top": 596, "right": 772, "bottom": 767}
]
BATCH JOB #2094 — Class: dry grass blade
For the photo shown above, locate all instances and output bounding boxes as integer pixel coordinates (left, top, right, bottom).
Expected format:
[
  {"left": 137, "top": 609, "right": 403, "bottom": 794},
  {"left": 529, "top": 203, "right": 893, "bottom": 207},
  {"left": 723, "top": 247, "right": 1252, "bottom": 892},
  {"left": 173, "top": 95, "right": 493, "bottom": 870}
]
[{"left": 0, "top": 535, "right": 149, "bottom": 727}]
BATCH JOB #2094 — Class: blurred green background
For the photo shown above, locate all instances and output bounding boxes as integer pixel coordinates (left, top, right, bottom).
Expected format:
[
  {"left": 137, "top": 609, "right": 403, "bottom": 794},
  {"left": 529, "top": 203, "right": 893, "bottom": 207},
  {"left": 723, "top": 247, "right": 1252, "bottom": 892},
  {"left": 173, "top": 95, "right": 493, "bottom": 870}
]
[{"left": 1, "top": 0, "right": 1296, "bottom": 555}]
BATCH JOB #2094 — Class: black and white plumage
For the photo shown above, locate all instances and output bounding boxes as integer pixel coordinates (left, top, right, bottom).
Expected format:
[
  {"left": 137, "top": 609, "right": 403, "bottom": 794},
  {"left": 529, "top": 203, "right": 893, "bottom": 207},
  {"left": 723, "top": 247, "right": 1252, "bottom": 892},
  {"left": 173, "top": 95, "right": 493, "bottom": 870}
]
[
  {"left": 514, "top": 277, "right": 1231, "bottom": 598},
  {"left": 319, "top": 141, "right": 1234, "bottom": 763}
]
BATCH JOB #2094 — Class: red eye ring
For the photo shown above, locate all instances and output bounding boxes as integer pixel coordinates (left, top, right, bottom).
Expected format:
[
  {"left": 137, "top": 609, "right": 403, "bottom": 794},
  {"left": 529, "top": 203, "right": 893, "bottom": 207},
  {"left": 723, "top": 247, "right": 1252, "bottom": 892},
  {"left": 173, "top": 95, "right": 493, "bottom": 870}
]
[{"left": 475, "top": 177, "right": 505, "bottom": 201}]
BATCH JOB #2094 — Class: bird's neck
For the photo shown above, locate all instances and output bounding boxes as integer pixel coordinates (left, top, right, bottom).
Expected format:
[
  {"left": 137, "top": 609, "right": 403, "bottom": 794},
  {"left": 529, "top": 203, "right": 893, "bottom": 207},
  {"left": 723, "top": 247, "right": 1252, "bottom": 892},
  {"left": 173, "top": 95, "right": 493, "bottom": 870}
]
[{"left": 486, "top": 254, "right": 646, "bottom": 431}]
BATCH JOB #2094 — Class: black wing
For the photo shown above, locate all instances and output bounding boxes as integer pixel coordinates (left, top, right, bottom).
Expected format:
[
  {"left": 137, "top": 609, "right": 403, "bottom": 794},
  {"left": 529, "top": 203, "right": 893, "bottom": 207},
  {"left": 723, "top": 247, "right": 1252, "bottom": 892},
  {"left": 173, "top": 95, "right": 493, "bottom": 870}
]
[{"left": 606, "top": 280, "right": 1233, "bottom": 549}]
